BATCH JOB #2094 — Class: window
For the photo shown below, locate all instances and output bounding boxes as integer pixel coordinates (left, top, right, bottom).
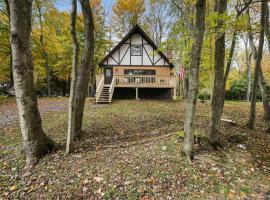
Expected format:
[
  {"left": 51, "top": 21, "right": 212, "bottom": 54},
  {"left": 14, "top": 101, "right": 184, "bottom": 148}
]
[
  {"left": 105, "top": 69, "right": 111, "bottom": 77},
  {"left": 124, "top": 69, "right": 156, "bottom": 75},
  {"left": 131, "top": 45, "right": 142, "bottom": 56}
]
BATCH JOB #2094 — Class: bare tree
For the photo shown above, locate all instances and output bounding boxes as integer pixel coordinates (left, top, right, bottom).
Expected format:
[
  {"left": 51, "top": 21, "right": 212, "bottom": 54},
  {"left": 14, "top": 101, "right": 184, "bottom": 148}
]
[
  {"left": 246, "top": 1, "right": 266, "bottom": 129},
  {"left": 183, "top": 0, "right": 206, "bottom": 163},
  {"left": 8, "top": 0, "right": 55, "bottom": 168},
  {"left": 66, "top": 0, "right": 80, "bottom": 153},
  {"left": 208, "top": 0, "right": 227, "bottom": 149},
  {"left": 73, "top": 0, "right": 95, "bottom": 137}
]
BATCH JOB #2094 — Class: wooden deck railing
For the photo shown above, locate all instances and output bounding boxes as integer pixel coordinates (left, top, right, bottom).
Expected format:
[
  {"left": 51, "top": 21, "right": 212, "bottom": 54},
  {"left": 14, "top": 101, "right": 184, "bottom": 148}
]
[
  {"left": 109, "top": 76, "right": 116, "bottom": 103},
  {"left": 95, "top": 75, "right": 104, "bottom": 103},
  {"left": 114, "top": 75, "right": 176, "bottom": 88}
]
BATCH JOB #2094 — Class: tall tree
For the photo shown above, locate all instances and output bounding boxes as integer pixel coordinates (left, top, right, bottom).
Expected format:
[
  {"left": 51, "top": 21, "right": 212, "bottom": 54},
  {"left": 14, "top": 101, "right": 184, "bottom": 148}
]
[
  {"left": 265, "top": 3, "right": 270, "bottom": 52},
  {"left": 264, "top": 2, "right": 270, "bottom": 133},
  {"left": 246, "top": 1, "right": 266, "bottom": 128},
  {"left": 144, "top": 0, "right": 171, "bottom": 47},
  {"left": 208, "top": 0, "right": 227, "bottom": 149},
  {"left": 183, "top": 0, "right": 206, "bottom": 162},
  {"left": 246, "top": 2, "right": 270, "bottom": 120},
  {"left": 241, "top": 34, "right": 252, "bottom": 101},
  {"left": 66, "top": 0, "right": 80, "bottom": 154},
  {"left": 89, "top": 0, "right": 111, "bottom": 97},
  {"left": 35, "top": 0, "right": 51, "bottom": 96},
  {"left": 8, "top": 0, "right": 55, "bottom": 168},
  {"left": 0, "top": 0, "right": 13, "bottom": 85},
  {"left": 73, "top": 0, "right": 95, "bottom": 138},
  {"left": 112, "top": 0, "right": 145, "bottom": 38},
  {"left": 209, "top": 0, "right": 252, "bottom": 146}
]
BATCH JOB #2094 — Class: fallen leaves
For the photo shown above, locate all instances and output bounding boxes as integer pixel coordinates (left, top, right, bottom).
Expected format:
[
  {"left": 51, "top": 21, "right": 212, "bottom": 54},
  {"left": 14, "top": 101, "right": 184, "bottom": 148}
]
[
  {"left": 1, "top": 99, "right": 270, "bottom": 199},
  {"left": 9, "top": 185, "right": 18, "bottom": 192}
]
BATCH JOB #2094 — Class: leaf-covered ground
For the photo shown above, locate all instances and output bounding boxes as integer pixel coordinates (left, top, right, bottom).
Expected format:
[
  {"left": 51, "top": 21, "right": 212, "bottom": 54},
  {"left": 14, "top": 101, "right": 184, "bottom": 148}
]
[{"left": 0, "top": 97, "right": 270, "bottom": 199}]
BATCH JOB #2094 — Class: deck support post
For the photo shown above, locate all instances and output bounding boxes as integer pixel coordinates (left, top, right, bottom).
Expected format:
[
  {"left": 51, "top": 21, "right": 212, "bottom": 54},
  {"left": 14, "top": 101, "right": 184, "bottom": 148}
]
[
  {"left": 173, "top": 87, "right": 176, "bottom": 100},
  {"left": 135, "top": 88, "right": 139, "bottom": 100}
]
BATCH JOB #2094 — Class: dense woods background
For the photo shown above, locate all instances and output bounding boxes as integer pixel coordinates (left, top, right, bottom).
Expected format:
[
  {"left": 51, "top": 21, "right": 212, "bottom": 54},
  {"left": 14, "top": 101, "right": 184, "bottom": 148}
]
[{"left": 1, "top": 0, "right": 269, "bottom": 100}]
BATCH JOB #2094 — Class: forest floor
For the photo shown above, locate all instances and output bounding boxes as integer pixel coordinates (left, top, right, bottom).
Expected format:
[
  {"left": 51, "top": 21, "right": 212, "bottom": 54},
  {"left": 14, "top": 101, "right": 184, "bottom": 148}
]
[{"left": 0, "top": 97, "right": 270, "bottom": 199}]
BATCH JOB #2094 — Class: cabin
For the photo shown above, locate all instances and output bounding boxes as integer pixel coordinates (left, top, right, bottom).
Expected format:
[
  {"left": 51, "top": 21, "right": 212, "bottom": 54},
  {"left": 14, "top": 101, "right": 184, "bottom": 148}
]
[{"left": 96, "top": 24, "right": 176, "bottom": 104}]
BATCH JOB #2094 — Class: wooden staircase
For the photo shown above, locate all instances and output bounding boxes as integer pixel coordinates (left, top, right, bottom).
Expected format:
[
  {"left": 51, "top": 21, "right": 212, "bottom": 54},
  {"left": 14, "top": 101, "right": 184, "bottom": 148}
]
[
  {"left": 96, "top": 76, "right": 116, "bottom": 104},
  {"left": 97, "top": 85, "right": 110, "bottom": 104}
]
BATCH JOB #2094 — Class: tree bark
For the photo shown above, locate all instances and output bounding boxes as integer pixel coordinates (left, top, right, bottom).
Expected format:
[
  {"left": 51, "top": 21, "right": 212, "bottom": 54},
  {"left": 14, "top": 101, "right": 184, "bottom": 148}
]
[
  {"left": 9, "top": 0, "right": 55, "bottom": 168},
  {"left": 36, "top": 1, "right": 51, "bottom": 96},
  {"left": 247, "top": 2, "right": 265, "bottom": 129},
  {"left": 66, "top": 0, "right": 80, "bottom": 154},
  {"left": 73, "top": 0, "right": 95, "bottom": 137},
  {"left": 208, "top": 0, "right": 227, "bottom": 149},
  {"left": 183, "top": 0, "right": 206, "bottom": 162},
  {"left": 4, "top": 0, "right": 13, "bottom": 86},
  {"left": 247, "top": 9, "right": 270, "bottom": 120},
  {"left": 183, "top": 74, "right": 189, "bottom": 99},
  {"left": 265, "top": 3, "right": 270, "bottom": 53},
  {"left": 243, "top": 34, "right": 252, "bottom": 102}
]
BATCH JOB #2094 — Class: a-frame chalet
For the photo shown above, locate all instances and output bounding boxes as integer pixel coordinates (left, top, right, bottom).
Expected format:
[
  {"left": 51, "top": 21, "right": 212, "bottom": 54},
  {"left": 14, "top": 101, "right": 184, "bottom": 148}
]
[{"left": 96, "top": 24, "right": 176, "bottom": 103}]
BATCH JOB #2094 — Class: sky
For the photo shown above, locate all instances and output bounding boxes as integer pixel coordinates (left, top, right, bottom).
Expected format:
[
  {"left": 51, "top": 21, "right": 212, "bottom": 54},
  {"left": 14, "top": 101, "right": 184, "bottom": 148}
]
[{"left": 55, "top": 0, "right": 115, "bottom": 12}]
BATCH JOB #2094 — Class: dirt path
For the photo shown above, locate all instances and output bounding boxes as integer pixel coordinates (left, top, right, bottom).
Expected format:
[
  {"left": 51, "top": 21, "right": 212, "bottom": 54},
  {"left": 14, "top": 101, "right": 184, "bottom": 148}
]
[{"left": 0, "top": 97, "right": 68, "bottom": 128}]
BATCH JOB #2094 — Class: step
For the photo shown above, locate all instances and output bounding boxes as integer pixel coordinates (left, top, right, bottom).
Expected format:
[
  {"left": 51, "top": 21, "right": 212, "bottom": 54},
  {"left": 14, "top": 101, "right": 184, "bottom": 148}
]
[{"left": 97, "top": 101, "right": 109, "bottom": 103}]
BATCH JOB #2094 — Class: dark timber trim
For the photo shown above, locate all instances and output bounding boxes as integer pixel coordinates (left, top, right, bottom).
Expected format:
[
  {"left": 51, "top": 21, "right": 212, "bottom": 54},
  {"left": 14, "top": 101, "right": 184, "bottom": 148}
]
[{"left": 99, "top": 24, "right": 174, "bottom": 68}]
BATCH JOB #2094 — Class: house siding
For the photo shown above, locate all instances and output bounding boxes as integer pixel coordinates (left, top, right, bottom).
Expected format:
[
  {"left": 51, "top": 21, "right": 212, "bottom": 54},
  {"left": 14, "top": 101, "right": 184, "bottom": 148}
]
[{"left": 112, "top": 66, "right": 173, "bottom": 76}]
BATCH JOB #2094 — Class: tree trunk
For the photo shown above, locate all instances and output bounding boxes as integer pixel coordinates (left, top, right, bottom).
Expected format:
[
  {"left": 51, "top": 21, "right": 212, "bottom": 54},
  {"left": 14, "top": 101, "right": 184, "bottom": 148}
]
[
  {"left": 264, "top": 2, "right": 270, "bottom": 130},
  {"left": 209, "top": 33, "right": 213, "bottom": 101},
  {"left": 258, "top": 67, "right": 270, "bottom": 120},
  {"left": 9, "top": 0, "right": 55, "bottom": 168},
  {"left": 208, "top": 0, "right": 227, "bottom": 149},
  {"left": 267, "top": 121, "right": 270, "bottom": 134},
  {"left": 265, "top": 3, "right": 270, "bottom": 52},
  {"left": 66, "top": 0, "right": 80, "bottom": 153},
  {"left": 183, "top": 74, "right": 189, "bottom": 99},
  {"left": 183, "top": 0, "right": 206, "bottom": 162},
  {"left": 247, "top": 2, "right": 265, "bottom": 129},
  {"left": 4, "top": 0, "right": 13, "bottom": 87},
  {"left": 73, "top": 0, "right": 95, "bottom": 137},
  {"left": 36, "top": 1, "right": 51, "bottom": 96},
  {"left": 243, "top": 34, "right": 252, "bottom": 101},
  {"left": 247, "top": 8, "right": 270, "bottom": 120}
]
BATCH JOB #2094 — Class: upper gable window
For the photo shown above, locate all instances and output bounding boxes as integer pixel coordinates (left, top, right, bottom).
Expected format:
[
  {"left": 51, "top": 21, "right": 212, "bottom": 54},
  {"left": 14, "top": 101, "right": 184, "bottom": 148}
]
[{"left": 131, "top": 45, "right": 142, "bottom": 56}]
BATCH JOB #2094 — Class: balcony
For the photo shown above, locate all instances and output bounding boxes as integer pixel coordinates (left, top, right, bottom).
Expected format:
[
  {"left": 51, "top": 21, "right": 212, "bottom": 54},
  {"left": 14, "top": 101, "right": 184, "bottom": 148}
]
[{"left": 114, "top": 75, "right": 176, "bottom": 88}]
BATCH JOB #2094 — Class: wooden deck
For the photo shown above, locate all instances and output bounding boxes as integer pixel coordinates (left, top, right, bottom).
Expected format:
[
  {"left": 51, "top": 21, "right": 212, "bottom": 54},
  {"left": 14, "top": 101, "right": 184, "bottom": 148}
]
[
  {"left": 96, "top": 75, "right": 177, "bottom": 103},
  {"left": 114, "top": 75, "right": 176, "bottom": 88}
]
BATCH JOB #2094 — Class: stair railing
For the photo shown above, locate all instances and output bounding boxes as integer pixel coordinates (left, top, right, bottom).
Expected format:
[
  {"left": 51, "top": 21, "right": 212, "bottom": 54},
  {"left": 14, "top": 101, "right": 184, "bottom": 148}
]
[
  {"left": 109, "top": 77, "right": 116, "bottom": 103},
  {"left": 96, "top": 75, "right": 104, "bottom": 103}
]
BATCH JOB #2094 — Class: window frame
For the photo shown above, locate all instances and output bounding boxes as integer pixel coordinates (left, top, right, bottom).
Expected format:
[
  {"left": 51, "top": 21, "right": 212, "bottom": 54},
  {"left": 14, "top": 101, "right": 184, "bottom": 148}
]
[{"left": 130, "top": 44, "right": 142, "bottom": 56}]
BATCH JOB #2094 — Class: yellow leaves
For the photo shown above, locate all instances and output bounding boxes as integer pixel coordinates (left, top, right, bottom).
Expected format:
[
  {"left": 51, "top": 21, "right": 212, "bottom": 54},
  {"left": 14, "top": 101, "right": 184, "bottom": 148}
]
[
  {"left": 113, "top": 0, "right": 145, "bottom": 17},
  {"left": 9, "top": 185, "right": 18, "bottom": 192}
]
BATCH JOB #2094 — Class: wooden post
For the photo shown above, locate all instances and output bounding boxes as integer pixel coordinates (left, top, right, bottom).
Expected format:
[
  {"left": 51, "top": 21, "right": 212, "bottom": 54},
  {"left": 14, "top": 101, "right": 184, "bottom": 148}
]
[
  {"left": 173, "top": 87, "right": 177, "bottom": 100},
  {"left": 135, "top": 88, "right": 139, "bottom": 100}
]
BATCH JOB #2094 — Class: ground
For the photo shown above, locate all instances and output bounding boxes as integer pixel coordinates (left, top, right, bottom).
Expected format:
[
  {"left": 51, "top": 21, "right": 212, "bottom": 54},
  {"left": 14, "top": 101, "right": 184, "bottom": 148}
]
[{"left": 0, "top": 97, "right": 270, "bottom": 199}]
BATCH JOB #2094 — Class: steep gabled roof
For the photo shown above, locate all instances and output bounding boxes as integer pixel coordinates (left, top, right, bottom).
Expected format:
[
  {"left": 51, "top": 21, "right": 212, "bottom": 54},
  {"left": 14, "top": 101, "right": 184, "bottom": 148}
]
[{"left": 99, "top": 24, "right": 174, "bottom": 67}]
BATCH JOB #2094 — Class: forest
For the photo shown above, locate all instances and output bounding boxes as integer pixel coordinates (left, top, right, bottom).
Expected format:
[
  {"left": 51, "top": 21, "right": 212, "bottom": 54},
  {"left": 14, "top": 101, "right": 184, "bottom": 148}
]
[{"left": 0, "top": 0, "right": 270, "bottom": 199}]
